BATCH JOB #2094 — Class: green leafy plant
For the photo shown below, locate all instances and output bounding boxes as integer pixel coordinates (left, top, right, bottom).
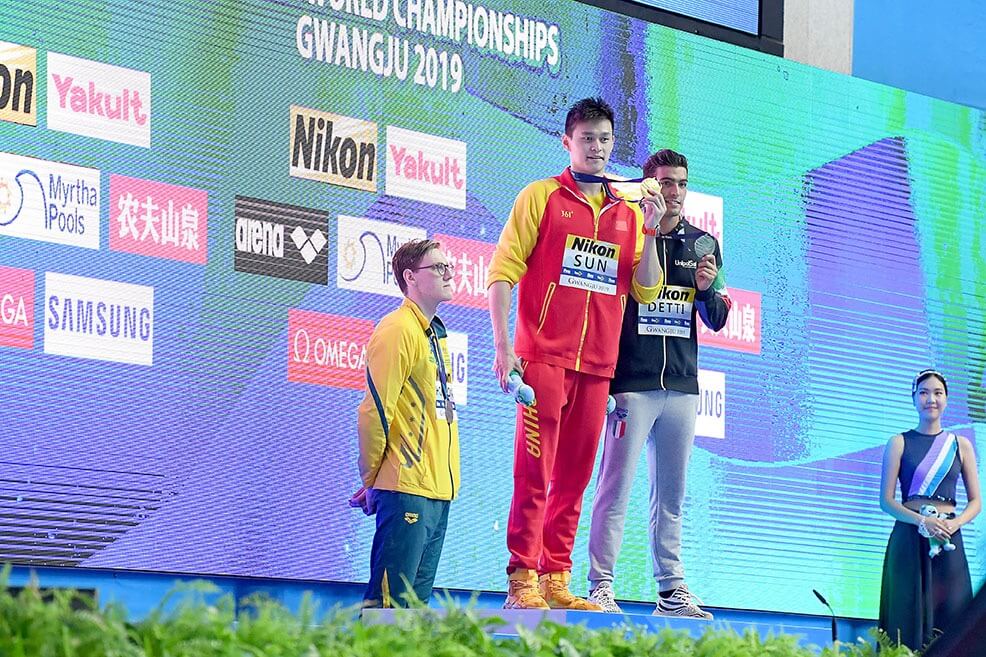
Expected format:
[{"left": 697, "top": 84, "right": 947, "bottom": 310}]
[{"left": 0, "top": 565, "right": 920, "bottom": 657}]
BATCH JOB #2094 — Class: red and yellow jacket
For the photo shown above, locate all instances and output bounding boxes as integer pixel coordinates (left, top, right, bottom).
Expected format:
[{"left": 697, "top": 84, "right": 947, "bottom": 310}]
[{"left": 487, "top": 168, "right": 663, "bottom": 378}]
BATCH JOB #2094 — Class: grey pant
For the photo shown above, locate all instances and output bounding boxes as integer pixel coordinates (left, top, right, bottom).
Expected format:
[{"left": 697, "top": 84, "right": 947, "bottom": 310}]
[{"left": 588, "top": 390, "right": 698, "bottom": 592}]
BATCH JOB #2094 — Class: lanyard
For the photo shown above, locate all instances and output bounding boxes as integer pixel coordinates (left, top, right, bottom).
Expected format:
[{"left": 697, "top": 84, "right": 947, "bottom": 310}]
[
  {"left": 428, "top": 328, "right": 454, "bottom": 424},
  {"left": 569, "top": 171, "right": 645, "bottom": 202}
]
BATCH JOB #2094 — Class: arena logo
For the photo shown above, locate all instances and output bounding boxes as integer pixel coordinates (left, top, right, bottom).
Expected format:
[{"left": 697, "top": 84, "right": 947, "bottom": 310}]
[
  {"left": 695, "top": 368, "right": 725, "bottom": 439},
  {"left": 0, "top": 151, "right": 100, "bottom": 250},
  {"left": 0, "top": 265, "right": 34, "bottom": 350},
  {"left": 290, "top": 105, "right": 377, "bottom": 192},
  {"left": 44, "top": 272, "right": 154, "bottom": 366},
  {"left": 336, "top": 215, "right": 427, "bottom": 297},
  {"left": 386, "top": 126, "right": 466, "bottom": 209},
  {"left": 110, "top": 175, "right": 208, "bottom": 264},
  {"left": 47, "top": 52, "right": 151, "bottom": 148},
  {"left": 233, "top": 196, "right": 328, "bottom": 284},
  {"left": 681, "top": 190, "right": 724, "bottom": 255},
  {"left": 0, "top": 42, "right": 37, "bottom": 126},
  {"left": 287, "top": 308, "right": 376, "bottom": 389}
]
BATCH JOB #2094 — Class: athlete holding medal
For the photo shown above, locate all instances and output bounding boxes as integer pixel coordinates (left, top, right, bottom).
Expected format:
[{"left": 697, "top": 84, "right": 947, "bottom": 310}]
[
  {"left": 586, "top": 149, "right": 730, "bottom": 618},
  {"left": 487, "top": 98, "right": 665, "bottom": 610}
]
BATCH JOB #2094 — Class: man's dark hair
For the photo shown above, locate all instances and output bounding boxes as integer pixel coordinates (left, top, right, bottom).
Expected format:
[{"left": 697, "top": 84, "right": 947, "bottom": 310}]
[
  {"left": 643, "top": 149, "right": 689, "bottom": 178},
  {"left": 392, "top": 239, "right": 442, "bottom": 295},
  {"left": 565, "top": 97, "right": 615, "bottom": 136}
]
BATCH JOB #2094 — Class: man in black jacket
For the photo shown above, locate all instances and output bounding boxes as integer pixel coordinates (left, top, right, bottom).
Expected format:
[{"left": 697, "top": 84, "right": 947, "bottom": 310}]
[{"left": 586, "top": 149, "right": 730, "bottom": 618}]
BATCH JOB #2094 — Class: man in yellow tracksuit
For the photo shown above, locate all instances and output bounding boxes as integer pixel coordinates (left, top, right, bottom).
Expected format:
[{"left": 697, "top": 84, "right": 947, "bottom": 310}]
[{"left": 356, "top": 239, "right": 461, "bottom": 608}]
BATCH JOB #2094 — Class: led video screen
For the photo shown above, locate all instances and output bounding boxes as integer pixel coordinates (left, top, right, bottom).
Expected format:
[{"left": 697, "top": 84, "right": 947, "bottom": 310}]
[{"left": 1, "top": 0, "right": 984, "bottom": 617}]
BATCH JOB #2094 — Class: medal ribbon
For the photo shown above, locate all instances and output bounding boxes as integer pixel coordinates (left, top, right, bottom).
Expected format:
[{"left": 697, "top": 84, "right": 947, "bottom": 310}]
[{"left": 428, "top": 328, "right": 454, "bottom": 425}]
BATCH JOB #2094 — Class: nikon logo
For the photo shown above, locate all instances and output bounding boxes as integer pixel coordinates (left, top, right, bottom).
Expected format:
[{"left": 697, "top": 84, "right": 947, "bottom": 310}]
[
  {"left": 657, "top": 287, "right": 694, "bottom": 302},
  {"left": 569, "top": 236, "right": 616, "bottom": 259},
  {"left": 0, "top": 42, "right": 37, "bottom": 126},
  {"left": 289, "top": 105, "right": 377, "bottom": 192}
]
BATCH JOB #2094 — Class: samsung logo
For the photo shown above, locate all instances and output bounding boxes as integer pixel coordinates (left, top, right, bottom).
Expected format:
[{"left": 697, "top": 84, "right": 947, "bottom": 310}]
[{"left": 44, "top": 272, "right": 154, "bottom": 365}]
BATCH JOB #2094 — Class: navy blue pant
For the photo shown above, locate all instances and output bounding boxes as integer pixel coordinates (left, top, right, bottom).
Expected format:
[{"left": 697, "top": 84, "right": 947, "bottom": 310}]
[{"left": 364, "top": 490, "right": 450, "bottom": 608}]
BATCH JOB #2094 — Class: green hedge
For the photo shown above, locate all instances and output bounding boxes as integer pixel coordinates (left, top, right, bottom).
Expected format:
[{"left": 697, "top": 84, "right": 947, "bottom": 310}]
[{"left": 0, "top": 566, "right": 916, "bottom": 657}]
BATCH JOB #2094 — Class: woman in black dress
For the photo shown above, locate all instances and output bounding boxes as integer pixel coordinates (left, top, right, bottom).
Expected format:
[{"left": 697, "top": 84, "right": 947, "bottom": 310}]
[{"left": 878, "top": 369, "right": 981, "bottom": 650}]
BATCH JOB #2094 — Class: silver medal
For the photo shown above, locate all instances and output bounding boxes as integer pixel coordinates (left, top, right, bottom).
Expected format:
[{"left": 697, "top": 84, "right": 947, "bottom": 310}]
[{"left": 694, "top": 234, "right": 715, "bottom": 258}]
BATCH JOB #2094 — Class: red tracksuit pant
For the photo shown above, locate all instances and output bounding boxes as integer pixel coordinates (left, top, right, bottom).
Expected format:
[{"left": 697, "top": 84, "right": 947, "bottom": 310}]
[{"left": 506, "top": 360, "right": 611, "bottom": 574}]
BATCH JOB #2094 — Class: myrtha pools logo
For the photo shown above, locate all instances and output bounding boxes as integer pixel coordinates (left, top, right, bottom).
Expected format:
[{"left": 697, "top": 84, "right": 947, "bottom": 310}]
[
  {"left": 336, "top": 215, "right": 426, "bottom": 297},
  {"left": 0, "top": 152, "right": 100, "bottom": 249}
]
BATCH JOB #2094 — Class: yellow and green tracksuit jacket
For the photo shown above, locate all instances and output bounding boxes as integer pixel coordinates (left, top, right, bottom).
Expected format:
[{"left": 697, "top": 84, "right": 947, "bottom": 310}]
[{"left": 357, "top": 298, "right": 460, "bottom": 501}]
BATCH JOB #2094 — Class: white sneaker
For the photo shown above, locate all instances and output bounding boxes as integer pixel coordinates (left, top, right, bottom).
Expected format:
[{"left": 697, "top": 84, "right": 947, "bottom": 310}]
[
  {"left": 653, "top": 585, "right": 713, "bottom": 620},
  {"left": 587, "top": 582, "right": 623, "bottom": 613}
]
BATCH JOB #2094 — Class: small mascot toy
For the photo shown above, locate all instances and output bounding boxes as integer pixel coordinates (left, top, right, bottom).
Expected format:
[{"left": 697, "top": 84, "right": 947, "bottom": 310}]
[{"left": 918, "top": 504, "right": 956, "bottom": 558}]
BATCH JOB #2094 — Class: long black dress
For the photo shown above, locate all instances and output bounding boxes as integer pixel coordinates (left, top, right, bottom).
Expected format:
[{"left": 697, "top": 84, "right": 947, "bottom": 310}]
[{"left": 878, "top": 430, "right": 973, "bottom": 650}]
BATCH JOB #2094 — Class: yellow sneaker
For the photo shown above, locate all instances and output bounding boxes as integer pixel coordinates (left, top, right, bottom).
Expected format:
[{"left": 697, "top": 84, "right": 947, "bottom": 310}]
[
  {"left": 539, "top": 572, "right": 602, "bottom": 611},
  {"left": 504, "top": 569, "right": 550, "bottom": 609}
]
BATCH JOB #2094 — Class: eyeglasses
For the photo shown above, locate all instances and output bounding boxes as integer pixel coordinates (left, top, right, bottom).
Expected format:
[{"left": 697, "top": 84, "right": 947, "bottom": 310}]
[{"left": 413, "top": 262, "right": 455, "bottom": 276}]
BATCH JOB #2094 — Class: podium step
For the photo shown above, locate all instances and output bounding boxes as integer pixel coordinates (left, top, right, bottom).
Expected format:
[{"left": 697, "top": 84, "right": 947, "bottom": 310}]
[{"left": 362, "top": 606, "right": 838, "bottom": 650}]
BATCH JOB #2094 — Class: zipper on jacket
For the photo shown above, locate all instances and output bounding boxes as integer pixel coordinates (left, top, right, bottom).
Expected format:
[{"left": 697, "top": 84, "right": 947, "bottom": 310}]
[
  {"left": 659, "top": 238, "right": 668, "bottom": 389},
  {"left": 575, "top": 291, "right": 592, "bottom": 371},
  {"left": 432, "top": 330, "right": 456, "bottom": 500},
  {"left": 571, "top": 191, "right": 606, "bottom": 372},
  {"left": 447, "top": 420, "right": 456, "bottom": 500}
]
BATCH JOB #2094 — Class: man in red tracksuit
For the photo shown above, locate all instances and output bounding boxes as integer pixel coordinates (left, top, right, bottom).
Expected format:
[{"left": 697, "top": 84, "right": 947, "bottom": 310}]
[{"left": 487, "top": 97, "right": 665, "bottom": 609}]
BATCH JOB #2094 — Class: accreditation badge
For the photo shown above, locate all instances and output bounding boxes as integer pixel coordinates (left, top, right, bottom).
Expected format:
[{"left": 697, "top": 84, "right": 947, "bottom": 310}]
[
  {"left": 559, "top": 234, "right": 620, "bottom": 295},
  {"left": 638, "top": 285, "right": 695, "bottom": 337}
]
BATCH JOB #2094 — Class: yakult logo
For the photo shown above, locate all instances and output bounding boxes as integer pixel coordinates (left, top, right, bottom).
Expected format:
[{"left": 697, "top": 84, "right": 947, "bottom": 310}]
[
  {"left": 44, "top": 272, "right": 154, "bottom": 366},
  {"left": 287, "top": 308, "right": 375, "bottom": 388},
  {"left": 0, "top": 42, "right": 37, "bottom": 126},
  {"left": 386, "top": 126, "right": 466, "bottom": 209},
  {"left": 337, "top": 215, "right": 426, "bottom": 297},
  {"left": 0, "top": 266, "right": 34, "bottom": 350},
  {"left": 0, "top": 152, "right": 100, "bottom": 250},
  {"left": 681, "top": 190, "right": 724, "bottom": 255},
  {"left": 110, "top": 175, "right": 208, "bottom": 264},
  {"left": 47, "top": 52, "right": 151, "bottom": 148}
]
